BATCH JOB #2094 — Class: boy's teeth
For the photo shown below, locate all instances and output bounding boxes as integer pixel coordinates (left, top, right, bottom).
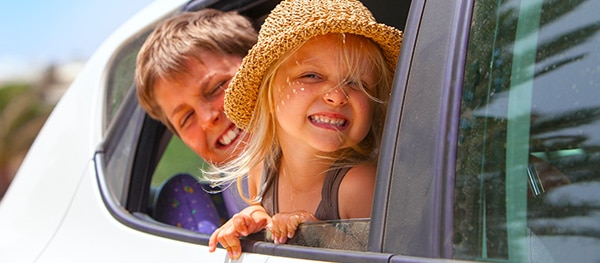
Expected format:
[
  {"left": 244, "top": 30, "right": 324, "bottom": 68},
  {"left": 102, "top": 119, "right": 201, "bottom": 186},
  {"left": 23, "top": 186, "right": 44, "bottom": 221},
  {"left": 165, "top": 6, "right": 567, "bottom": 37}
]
[{"left": 219, "top": 128, "right": 240, "bottom": 146}]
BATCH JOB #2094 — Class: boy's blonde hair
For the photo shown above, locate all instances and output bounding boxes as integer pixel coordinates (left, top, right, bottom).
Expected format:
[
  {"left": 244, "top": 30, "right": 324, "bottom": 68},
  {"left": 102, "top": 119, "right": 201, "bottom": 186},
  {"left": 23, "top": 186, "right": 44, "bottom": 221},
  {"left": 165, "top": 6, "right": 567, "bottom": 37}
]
[{"left": 135, "top": 9, "right": 258, "bottom": 134}]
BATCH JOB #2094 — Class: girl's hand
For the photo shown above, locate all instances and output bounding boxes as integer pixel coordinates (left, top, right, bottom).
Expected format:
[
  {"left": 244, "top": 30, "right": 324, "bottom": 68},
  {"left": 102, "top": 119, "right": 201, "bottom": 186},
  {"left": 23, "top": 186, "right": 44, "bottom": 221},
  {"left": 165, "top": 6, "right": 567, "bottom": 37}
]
[
  {"left": 208, "top": 205, "right": 271, "bottom": 259},
  {"left": 269, "top": 210, "right": 319, "bottom": 244}
]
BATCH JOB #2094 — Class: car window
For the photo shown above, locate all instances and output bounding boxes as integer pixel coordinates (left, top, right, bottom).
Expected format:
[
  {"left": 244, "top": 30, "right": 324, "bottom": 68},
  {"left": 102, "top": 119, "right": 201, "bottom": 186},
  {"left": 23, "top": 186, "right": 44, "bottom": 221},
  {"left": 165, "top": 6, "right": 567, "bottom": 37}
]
[
  {"left": 96, "top": 1, "right": 417, "bottom": 261},
  {"left": 104, "top": 30, "right": 153, "bottom": 131},
  {"left": 142, "top": 0, "right": 412, "bottom": 256},
  {"left": 455, "top": 0, "right": 600, "bottom": 262}
]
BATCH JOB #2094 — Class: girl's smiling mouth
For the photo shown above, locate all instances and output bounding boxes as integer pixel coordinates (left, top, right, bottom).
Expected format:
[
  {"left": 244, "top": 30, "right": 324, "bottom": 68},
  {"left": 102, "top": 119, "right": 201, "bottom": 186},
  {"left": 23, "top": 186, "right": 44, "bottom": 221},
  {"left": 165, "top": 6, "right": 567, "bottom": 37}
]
[{"left": 309, "top": 114, "right": 348, "bottom": 130}]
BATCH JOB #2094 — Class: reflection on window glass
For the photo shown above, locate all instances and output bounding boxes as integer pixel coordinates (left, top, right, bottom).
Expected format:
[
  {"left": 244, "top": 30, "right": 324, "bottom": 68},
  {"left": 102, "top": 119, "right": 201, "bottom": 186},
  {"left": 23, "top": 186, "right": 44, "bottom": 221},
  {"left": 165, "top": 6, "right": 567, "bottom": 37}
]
[
  {"left": 105, "top": 30, "right": 152, "bottom": 130},
  {"left": 455, "top": 0, "right": 600, "bottom": 262},
  {"left": 284, "top": 219, "right": 369, "bottom": 252}
]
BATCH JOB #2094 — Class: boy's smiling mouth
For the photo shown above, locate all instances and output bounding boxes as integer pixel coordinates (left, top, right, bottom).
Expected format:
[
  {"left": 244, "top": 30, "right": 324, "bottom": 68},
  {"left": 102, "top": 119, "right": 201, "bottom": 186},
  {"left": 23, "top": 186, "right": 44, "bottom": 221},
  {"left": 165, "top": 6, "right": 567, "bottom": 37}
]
[
  {"left": 309, "top": 114, "right": 348, "bottom": 130},
  {"left": 218, "top": 126, "right": 241, "bottom": 147}
]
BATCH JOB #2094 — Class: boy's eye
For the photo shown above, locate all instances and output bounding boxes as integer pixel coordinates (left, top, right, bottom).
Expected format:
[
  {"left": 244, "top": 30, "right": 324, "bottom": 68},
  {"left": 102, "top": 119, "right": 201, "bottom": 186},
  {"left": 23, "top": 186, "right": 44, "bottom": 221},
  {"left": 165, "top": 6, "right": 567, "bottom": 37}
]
[
  {"left": 207, "top": 81, "right": 226, "bottom": 97},
  {"left": 179, "top": 111, "right": 193, "bottom": 128},
  {"left": 202, "top": 80, "right": 227, "bottom": 102}
]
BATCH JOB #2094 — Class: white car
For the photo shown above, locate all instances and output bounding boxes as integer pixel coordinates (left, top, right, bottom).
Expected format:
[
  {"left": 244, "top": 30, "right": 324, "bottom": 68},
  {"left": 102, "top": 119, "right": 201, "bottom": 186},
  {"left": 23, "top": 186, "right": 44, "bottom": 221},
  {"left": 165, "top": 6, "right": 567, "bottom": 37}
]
[{"left": 2, "top": 0, "right": 600, "bottom": 262}]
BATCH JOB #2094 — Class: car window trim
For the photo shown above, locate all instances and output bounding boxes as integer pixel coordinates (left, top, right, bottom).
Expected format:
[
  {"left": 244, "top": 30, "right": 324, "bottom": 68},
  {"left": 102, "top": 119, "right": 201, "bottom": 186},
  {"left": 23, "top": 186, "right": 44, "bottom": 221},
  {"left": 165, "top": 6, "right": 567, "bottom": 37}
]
[
  {"left": 368, "top": 0, "right": 424, "bottom": 252},
  {"left": 376, "top": 0, "right": 474, "bottom": 258}
]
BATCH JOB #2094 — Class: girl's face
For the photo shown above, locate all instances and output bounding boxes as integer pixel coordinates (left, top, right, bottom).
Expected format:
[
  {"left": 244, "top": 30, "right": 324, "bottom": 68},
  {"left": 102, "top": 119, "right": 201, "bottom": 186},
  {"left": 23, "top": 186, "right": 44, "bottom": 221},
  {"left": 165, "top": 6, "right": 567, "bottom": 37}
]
[{"left": 271, "top": 33, "right": 376, "bottom": 154}]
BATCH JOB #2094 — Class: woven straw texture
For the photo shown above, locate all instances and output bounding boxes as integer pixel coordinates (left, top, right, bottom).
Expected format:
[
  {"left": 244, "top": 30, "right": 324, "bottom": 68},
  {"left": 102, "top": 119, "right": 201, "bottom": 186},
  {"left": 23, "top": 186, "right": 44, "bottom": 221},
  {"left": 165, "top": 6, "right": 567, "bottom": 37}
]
[{"left": 225, "top": 0, "right": 403, "bottom": 129}]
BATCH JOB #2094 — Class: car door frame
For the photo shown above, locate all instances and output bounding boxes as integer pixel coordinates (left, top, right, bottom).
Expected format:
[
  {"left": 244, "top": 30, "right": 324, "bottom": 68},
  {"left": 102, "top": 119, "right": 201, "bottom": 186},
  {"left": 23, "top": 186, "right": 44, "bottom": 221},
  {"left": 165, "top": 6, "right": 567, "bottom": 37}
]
[{"left": 371, "top": 0, "right": 474, "bottom": 260}]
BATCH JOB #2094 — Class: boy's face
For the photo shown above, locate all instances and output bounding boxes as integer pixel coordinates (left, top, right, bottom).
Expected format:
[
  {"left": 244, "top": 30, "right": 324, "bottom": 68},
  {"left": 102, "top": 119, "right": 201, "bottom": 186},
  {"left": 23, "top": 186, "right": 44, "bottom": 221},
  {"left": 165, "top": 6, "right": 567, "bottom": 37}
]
[{"left": 154, "top": 51, "right": 247, "bottom": 165}]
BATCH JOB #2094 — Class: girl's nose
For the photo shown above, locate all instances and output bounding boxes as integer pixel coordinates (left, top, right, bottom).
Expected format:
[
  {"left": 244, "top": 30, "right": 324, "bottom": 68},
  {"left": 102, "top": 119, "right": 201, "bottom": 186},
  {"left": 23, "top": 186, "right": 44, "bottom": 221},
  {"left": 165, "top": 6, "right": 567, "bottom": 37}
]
[{"left": 323, "top": 86, "right": 349, "bottom": 106}]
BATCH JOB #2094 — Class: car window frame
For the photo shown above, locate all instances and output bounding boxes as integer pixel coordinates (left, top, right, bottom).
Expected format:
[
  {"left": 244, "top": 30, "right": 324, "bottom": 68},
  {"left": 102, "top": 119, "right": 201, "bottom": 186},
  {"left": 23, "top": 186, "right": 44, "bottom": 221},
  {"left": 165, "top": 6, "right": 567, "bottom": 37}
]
[{"left": 378, "top": 0, "right": 474, "bottom": 259}]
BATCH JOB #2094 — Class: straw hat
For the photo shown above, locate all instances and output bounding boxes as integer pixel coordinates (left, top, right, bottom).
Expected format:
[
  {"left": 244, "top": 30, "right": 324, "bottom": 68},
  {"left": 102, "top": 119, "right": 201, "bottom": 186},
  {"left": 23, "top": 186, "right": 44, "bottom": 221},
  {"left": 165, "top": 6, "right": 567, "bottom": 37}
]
[{"left": 225, "top": 0, "right": 403, "bottom": 129}]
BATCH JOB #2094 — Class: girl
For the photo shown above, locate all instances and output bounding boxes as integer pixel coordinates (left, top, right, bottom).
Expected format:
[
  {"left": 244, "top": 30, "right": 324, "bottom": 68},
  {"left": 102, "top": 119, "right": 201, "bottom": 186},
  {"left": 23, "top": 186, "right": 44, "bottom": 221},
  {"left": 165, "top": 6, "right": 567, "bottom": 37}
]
[{"left": 208, "top": 0, "right": 402, "bottom": 259}]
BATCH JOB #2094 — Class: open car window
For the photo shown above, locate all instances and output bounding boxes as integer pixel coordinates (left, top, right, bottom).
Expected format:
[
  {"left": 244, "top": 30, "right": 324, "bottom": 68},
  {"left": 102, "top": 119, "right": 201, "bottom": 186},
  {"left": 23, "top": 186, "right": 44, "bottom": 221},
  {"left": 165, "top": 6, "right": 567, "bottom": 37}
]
[{"left": 140, "top": 0, "right": 412, "bottom": 255}]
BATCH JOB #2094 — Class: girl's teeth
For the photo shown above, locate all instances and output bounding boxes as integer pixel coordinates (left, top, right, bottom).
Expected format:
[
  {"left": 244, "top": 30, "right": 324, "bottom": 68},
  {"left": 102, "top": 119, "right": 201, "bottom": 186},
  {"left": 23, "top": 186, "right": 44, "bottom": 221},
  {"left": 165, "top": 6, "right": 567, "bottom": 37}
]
[{"left": 310, "top": 115, "right": 346, "bottom": 126}]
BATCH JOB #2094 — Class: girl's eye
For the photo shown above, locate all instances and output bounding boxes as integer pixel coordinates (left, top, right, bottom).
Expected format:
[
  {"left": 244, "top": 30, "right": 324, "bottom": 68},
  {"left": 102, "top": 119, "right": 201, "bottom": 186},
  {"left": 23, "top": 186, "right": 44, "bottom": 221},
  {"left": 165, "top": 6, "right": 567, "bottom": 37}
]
[
  {"left": 344, "top": 79, "right": 364, "bottom": 90},
  {"left": 345, "top": 80, "right": 359, "bottom": 89},
  {"left": 300, "top": 72, "right": 322, "bottom": 81}
]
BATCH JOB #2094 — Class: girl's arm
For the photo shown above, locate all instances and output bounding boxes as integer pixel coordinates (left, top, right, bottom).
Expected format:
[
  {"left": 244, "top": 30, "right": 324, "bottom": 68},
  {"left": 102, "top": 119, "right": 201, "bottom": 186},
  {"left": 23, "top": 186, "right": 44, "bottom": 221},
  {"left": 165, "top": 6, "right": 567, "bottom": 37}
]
[
  {"left": 208, "top": 163, "right": 268, "bottom": 259},
  {"left": 208, "top": 204, "right": 271, "bottom": 259},
  {"left": 338, "top": 163, "right": 377, "bottom": 219}
]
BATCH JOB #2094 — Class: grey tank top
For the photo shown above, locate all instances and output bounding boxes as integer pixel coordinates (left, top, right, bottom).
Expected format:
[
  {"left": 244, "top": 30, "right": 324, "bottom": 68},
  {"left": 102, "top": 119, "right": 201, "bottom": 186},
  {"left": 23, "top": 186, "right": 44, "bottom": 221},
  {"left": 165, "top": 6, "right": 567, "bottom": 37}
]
[{"left": 259, "top": 164, "right": 351, "bottom": 220}]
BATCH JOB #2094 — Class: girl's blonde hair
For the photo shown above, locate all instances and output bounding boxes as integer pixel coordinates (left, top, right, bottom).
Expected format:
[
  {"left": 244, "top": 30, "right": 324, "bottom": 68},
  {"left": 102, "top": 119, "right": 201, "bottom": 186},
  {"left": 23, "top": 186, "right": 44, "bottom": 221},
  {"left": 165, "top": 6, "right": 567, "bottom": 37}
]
[{"left": 208, "top": 33, "right": 393, "bottom": 203}]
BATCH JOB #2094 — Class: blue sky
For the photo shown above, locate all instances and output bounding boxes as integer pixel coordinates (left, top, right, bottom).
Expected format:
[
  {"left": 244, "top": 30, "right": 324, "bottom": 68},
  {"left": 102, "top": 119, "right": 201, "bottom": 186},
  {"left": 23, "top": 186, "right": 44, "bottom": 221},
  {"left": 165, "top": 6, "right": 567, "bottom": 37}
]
[{"left": 0, "top": 0, "right": 155, "bottom": 80}]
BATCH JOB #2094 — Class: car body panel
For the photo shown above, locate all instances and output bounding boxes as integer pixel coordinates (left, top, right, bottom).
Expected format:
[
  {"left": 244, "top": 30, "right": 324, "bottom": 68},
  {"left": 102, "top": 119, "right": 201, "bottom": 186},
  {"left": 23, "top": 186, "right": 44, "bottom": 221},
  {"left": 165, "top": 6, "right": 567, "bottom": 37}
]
[
  {"left": 2, "top": 0, "right": 599, "bottom": 262},
  {"left": 0, "top": 0, "right": 185, "bottom": 261}
]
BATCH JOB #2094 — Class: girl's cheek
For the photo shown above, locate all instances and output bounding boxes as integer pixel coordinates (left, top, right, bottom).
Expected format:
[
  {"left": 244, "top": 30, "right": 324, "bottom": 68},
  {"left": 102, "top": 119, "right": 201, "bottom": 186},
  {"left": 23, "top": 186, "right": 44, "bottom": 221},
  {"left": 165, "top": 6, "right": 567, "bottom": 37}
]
[{"left": 275, "top": 84, "right": 308, "bottom": 113}]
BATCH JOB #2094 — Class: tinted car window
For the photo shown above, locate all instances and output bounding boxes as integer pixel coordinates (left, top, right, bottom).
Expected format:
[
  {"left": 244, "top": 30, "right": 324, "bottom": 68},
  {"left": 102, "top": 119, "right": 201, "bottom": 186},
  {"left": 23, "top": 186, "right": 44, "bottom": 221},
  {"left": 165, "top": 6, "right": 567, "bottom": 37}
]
[{"left": 455, "top": 0, "right": 600, "bottom": 262}]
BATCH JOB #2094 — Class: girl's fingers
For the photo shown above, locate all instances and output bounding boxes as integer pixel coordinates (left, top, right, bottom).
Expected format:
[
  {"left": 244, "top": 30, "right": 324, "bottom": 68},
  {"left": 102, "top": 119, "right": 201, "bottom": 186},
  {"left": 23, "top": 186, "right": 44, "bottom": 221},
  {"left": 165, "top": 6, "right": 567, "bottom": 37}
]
[
  {"left": 217, "top": 228, "right": 242, "bottom": 259},
  {"left": 208, "top": 228, "right": 220, "bottom": 252},
  {"left": 233, "top": 214, "right": 251, "bottom": 236}
]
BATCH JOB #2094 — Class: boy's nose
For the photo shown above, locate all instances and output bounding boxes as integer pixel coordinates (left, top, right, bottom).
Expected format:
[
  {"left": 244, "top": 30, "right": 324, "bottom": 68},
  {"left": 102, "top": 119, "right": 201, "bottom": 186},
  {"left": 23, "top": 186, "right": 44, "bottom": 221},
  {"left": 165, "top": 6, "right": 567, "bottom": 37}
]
[{"left": 196, "top": 102, "right": 220, "bottom": 129}]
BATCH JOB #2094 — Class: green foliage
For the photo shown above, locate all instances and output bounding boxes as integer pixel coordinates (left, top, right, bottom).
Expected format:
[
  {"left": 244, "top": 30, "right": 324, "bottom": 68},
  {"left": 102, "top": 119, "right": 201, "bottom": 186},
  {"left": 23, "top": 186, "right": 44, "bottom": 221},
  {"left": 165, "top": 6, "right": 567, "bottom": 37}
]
[
  {"left": 0, "top": 83, "right": 53, "bottom": 167},
  {"left": 151, "top": 135, "right": 208, "bottom": 188},
  {"left": 0, "top": 84, "right": 30, "bottom": 111}
]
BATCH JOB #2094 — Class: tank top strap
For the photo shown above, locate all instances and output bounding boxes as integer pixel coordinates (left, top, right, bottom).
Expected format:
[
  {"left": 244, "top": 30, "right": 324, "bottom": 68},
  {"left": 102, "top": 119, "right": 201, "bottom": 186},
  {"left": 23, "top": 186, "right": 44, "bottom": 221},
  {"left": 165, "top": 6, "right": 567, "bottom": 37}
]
[
  {"left": 314, "top": 165, "right": 352, "bottom": 220},
  {"left": 259, "top": 164, "right": 278, "bottom": 216}
]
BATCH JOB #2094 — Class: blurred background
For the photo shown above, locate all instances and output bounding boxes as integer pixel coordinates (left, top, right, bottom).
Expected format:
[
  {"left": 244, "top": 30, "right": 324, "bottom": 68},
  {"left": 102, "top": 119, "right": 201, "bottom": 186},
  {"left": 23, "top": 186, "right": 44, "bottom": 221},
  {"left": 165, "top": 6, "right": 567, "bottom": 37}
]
[{"left": 0, "top": 0, "right": 155, "bottom": 199}]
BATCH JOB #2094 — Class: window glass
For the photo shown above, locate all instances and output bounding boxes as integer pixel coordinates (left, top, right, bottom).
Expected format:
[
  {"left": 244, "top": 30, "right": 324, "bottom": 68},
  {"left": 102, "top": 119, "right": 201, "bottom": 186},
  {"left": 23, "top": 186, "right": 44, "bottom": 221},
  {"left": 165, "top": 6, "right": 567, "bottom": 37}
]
[
  {"left": 455, "top": 0, "right": 600, "bottom": 262},
  {"left": 103, "top": 105, "right": 144, "bottom": 206},
  {"left": 286, "top": 219, "right": 370, "bottom": 251},
  {"left": 105, "top": 30, "right": 152, "bottom": 131}
]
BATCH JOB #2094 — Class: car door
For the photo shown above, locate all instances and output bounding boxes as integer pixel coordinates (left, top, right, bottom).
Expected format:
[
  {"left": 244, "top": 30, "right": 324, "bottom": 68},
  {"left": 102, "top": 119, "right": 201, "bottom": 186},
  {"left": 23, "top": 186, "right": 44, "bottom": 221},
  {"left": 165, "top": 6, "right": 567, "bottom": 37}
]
[
  {"left": 92, "top": 0, "right": 600, "bottom": 262},
  {"left": 94, "top": 0, "right": 429, "bottom": 262}
]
